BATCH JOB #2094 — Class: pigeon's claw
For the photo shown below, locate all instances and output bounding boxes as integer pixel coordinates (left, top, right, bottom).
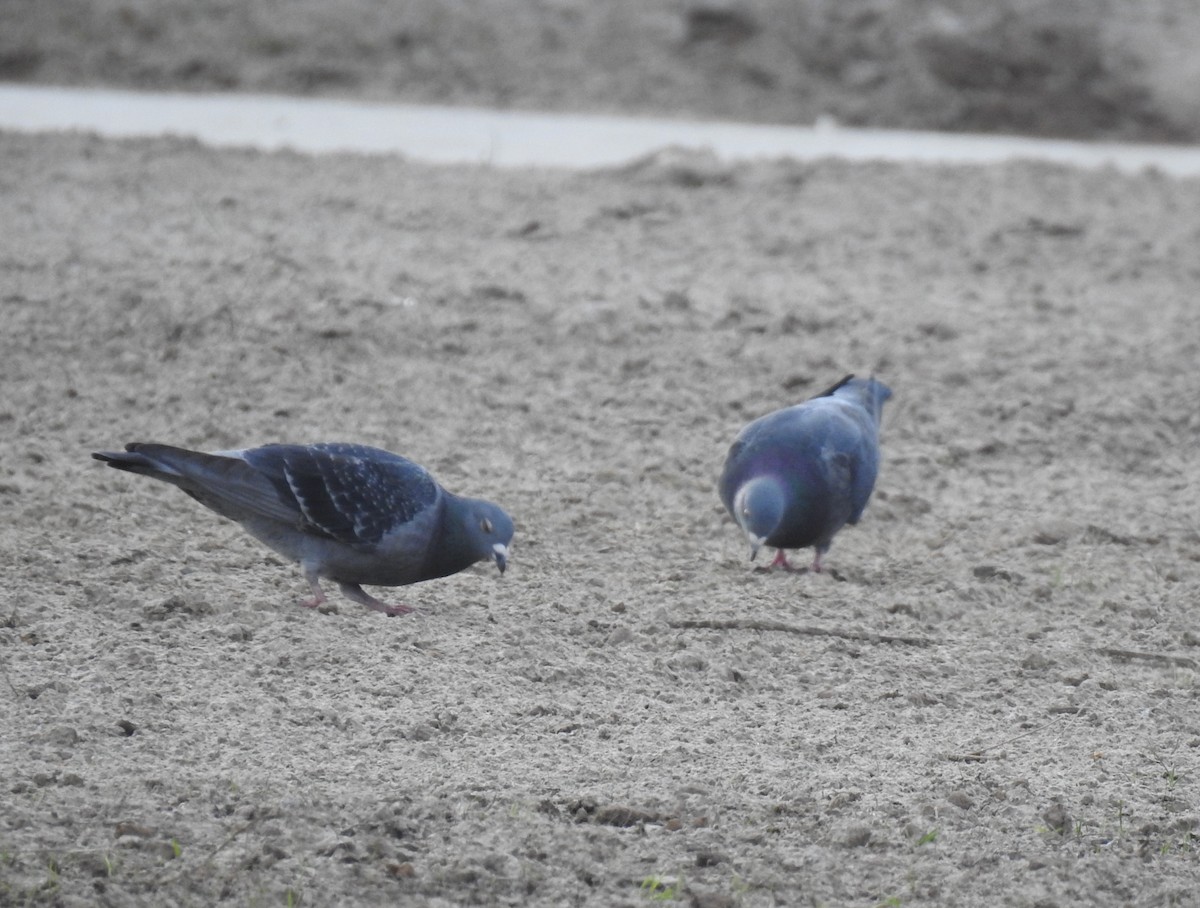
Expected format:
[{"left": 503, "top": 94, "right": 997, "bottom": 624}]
[
  {"left": 337, "top": 582, "right": 416, "bottom": 617},
  {"left": 769, "top": 549, "right": 794, "bottom": 571},
  {"left": 299, "top": 568, "right": 328, "bottom": 608}
]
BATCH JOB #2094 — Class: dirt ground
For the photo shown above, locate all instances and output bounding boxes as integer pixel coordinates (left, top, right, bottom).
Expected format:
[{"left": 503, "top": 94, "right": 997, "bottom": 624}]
[
  {"left": 1, "top": 127, "right": 1199, "bottom": 906},
  {"left": 3, "top": 0, "right": 1200, "bottom": 143}
]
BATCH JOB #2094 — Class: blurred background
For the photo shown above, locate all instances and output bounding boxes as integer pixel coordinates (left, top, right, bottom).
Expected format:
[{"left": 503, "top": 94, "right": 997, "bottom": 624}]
[{"left": 2, "top": 0, "right": 1198, "bottom": 142}]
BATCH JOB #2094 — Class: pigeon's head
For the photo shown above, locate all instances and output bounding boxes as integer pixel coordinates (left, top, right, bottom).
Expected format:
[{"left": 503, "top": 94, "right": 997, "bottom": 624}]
[
  {"left": 463, "top": 500, "right": 515, "bottom": 574},
  {"left": 732, "top": 477, "right": 786, "bottom": 561}
]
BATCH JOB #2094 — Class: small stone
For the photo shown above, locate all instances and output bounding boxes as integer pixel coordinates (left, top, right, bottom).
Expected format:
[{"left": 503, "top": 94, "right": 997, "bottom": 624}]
[
  {"left": 606, "top": 625, "right": 634, "bottom": 645},
  {"left": 972, "top": 564, "right": 1022, "bottom": 582},
  {"left": 843, "top": 826, "right": 872, "bottom": 847},
  {"left": 114, "top": 822, "right": 156, "bottom": 839},
  {"left": 947, "top": 790, "right": 973, "bottom": 810},
  {"left": 1042, "top": 803, "right": 1071, "bottom": 834},
  {"left": 405, "top": 722, "right": 438, "bottom": 742},
  {"left": 690, "top": 891, "right": 736, "bottom": 908},
  {"left": 43, "top": 725, "right": 80, "bottom": 746},
  {"left": 593, "top": 805, "right": 660, "bottom": 827},
  {"left": 695, "top": 850, "right": 727, "bottom": 867},
  {"left": 1022, "top": 652, "right": 1054, "bottom": 671},
  {"left": 1030, "top": 520, "right": 1077, "bottom": 545}
]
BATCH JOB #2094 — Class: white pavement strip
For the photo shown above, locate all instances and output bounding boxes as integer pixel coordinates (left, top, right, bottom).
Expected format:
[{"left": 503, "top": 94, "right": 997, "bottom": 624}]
[{"left": 3, "top": 83, "right": 1200, "bottom": 175}]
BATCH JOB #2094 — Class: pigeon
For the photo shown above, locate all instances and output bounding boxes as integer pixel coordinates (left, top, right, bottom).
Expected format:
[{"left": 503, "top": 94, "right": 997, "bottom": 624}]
[
  {"left": 719, "top": 375, "right": 892, "bottom": 573},
  {"left": 92, "top": 442, "right": 513, "bottom": 616}
]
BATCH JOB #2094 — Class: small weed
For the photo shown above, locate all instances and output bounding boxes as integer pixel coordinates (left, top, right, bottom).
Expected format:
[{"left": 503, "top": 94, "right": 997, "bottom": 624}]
[
  {"left": 916, "top": 828, "right": 938, "bottom": 846},
  {"left": 1157, "top": 830, "right": 1196, "bottom": 856},
  {"left": 640, "top": 874, "right": 684, "bottom": 901},
  {"left": 876, "top": 897, "right": 903, "bottom": 908},
  {"left": 285, "top": 887, "right": 301, "bottom": 906},
  {"left": 1152, "top": 756, "right": 1180, "bottom": 790},
  {"left": 42, "top": 857, "right": 61, "bottom": 893},
  {"left": 170, "top": 839, "right": 182, "bottom": 859}
]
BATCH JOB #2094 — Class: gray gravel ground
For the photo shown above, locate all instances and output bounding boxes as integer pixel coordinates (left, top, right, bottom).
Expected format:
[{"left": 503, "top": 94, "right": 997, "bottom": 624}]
[{"left": 1, "top": 131, "right": 1198, "bottom": 905}]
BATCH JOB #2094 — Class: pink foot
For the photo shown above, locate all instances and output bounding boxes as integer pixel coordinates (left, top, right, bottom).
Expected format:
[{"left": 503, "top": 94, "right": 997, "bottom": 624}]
[
  {"left": 299, "top": 570, "right": 330, "bottom": 609},
  {"left": 338, "top": 582, "right": 417, "bottom": 617},
  {"left": 769, "top": 550, "right": 795, "bottom": 571},
  {"left": 765, "top": 549, "right": 828, "bottom": 574}
]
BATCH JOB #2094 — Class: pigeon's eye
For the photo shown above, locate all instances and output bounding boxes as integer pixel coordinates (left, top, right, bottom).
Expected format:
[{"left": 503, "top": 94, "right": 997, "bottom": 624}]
[{"left": 481, "top": 517, "right": 494, "bottom": 534}]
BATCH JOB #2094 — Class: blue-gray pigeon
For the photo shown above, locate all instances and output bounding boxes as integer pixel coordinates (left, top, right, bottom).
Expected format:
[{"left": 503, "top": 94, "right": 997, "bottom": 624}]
[
  {"left": 92, "top": 442, "right": 513, "bottom": 615},
  {"left": 719, "top": 375, "right": 892, "bottom": 573}
]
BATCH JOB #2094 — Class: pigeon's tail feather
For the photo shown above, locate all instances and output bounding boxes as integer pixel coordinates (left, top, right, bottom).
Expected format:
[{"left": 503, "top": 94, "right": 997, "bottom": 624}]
[
  {"left": 92, "top": 444, "right": 187, "bottom": 480},
  {"left": 93, "top": 443, "right": 302, "bottom": 526},
  {"left": 93, "top": 442, "right": 238, "bottom": 483},
  {"left": 824, "top": 375, "right": 892, "bottom": 425},
  {"left": 813, "top": 374, "right": 855, "bottom": 399},
  {"left": 863, "top": 376, "right": 893, "bottom": 424}
]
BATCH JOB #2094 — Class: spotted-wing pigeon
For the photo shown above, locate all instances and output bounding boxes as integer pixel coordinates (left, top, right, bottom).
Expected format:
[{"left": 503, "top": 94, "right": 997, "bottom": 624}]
[{"left": 92, "top": 442, "right": 513, "bottom": 615}]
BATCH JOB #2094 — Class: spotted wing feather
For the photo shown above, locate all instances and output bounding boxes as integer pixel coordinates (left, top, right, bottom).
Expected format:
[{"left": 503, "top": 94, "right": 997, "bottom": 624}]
[{"left": 243, "top": 444, "right": 439, "bottom": 546}]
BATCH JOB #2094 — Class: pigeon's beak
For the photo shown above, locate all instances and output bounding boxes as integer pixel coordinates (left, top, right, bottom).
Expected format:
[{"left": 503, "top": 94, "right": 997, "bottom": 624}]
[
  {"left": 744, "top": 531, "right": 766, "bottom": 562},
  {"left": 492, "top": 542, "right": 508, "bottom": 575}
]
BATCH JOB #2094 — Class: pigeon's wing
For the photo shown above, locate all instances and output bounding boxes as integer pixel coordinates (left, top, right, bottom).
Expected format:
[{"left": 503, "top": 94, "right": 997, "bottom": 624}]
[
  {"left": 94, "top": 443, "right": 308, "bottom": 527},
  {"left": 771, "top": 400, "right": 878, "bottom": 526},
  {"left": 242, "top": 444, "right": 440, "bottom": 547},
  {"left": 831, "top": 413, "right": 880, "bottom": 524}
]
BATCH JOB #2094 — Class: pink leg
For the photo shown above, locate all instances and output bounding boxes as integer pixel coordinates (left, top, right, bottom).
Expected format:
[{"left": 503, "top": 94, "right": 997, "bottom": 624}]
[
  {"left": 811, "top": 544, "right": 832, "bottom": 573},
  {"left": 299, "top": 568, "right": 327, "bottom": 609},
  {"left": 769, "top": 549, "right": 793, "bottom": 570},
  {"left": 337, "top": 582, "right": 417, "bottom": 617},
  {"left": 768, "top": 549, "right": 827, "bottom": 573}
]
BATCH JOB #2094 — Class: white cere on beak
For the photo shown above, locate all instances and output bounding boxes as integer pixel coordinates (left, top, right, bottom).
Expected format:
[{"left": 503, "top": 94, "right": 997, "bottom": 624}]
[{"left": 746, "top": 533, "right": 766, "bottom": 561}]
